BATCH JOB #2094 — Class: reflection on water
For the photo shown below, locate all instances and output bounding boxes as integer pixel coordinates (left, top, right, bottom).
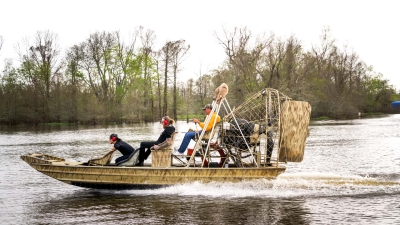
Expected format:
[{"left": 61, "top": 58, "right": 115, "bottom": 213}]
[
  {"left": 1, "top": 114, "right": 400, "bottom": 224},
  {"left": 30, "top": 190, "right": 310, "bottom": 225}
]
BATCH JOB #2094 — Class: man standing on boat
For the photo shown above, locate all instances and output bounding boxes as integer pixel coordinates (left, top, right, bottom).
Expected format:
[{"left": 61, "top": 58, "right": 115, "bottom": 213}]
[
  {"left": 175, "top": 104, "right": 221, "bottom": 154},
  {"left": 109, "top": 134, "right": 136, "bottom": 164},
  {"left": 136, "top": 116, "right": 176, "bottom": 166}
]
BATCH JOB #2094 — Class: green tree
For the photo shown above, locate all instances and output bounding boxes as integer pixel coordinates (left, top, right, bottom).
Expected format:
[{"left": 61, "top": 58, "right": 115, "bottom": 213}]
[
  {"left": 365, "top": 73, "right": 393, "bottom": 112},
  {"left": 71, "top": 31, "right": 143, "bottom": 122},
  {"left": 0, "top": 59, "right": 22, "bottom": 124}
]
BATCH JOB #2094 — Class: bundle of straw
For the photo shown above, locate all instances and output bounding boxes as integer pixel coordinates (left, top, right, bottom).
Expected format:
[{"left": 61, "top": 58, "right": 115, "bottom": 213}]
[{"left": 279, "top": 101, "right": 311, "bottom": 162}]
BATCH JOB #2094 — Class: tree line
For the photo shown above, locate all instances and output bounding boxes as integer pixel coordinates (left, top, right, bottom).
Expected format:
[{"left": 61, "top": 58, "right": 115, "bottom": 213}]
[{"left": 0, "top": 27, "right": 396, "bottom": 125}]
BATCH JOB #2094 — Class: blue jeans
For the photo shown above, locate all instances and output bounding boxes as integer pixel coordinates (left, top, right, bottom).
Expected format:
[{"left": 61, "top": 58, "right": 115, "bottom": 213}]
[{"left": 177, "top": 131, "right": 202, "bottom": 153}]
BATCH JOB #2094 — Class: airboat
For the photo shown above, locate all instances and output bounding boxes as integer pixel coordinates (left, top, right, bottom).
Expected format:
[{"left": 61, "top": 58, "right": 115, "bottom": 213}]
[{"left": 21, "top": 87, "right": 311, "bottom": 189}]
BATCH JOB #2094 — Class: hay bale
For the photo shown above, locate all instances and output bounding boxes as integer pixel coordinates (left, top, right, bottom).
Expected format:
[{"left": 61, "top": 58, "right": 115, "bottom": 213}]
[
  {"left": 151, "top": 132, "right": 177, "bottom": 167},
  {"left": 151, "top": 149, "right": 172, "bottom": 167},
  {"left": 279, "top": 101, "right": 311, "bottom": 162}
]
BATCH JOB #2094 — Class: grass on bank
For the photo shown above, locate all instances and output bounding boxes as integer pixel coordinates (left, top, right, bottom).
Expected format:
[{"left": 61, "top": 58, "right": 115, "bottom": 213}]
[{"left": 391, "top": 94, "right": 400, "bottom": 101}]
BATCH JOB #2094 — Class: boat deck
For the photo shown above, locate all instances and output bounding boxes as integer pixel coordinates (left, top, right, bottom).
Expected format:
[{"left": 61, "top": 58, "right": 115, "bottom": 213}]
[{"left": 51, "top": 161, "right": 277, "bottom": 168}]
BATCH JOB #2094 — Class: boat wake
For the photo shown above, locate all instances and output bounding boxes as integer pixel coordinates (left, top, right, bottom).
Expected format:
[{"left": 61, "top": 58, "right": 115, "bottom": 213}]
[{"left": 121, "top": 172, "right": 400, "bottom": 198}]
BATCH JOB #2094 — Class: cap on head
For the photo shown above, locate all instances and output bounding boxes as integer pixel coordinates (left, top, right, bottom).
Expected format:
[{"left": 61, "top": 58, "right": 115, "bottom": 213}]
[
  {"left": 202, "top": 104, "right": 212, "bottom": 110},
  {"left": 110, "top": 133, "right": 118, "bottom": 141}
]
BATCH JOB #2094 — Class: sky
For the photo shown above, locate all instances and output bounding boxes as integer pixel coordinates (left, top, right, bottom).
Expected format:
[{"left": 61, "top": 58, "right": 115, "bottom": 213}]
[{"left": 0, "top": 0, "right": 399, "bottom": 90}]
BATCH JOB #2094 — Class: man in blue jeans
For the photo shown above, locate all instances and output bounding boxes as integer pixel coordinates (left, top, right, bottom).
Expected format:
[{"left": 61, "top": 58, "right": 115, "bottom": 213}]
[{"left": 175, "top": 104, "right": 221, "bottom": 154}]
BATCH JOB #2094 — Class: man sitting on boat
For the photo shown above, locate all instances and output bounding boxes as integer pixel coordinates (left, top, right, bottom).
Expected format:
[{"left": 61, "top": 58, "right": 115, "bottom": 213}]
[
  {"left": 136, "top": 116, "right": 176, "bottom": 166},
  {"left": 175, "top": 104, "right": 221, "bottom": 154},
  {"left": 109, "top": 134, "right": 136, "bottom": 164}
]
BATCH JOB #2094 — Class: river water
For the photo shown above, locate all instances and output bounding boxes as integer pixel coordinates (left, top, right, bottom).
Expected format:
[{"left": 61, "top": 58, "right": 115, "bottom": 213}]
[{"left": 1, "top": 115, "right": 399, "bottom": 225}]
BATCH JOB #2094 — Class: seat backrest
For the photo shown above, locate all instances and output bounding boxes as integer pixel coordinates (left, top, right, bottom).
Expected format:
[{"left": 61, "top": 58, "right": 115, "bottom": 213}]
[
  {"left": 202, "top": 123, "right": 219, "bottom": 141},
  {"left": 159, "top": 132, "right": 178, "bottom": 150},
  {"left": 170, "top": 131, "right": 178, "bottom": 143},
  {"left": 116, "top": 149, "right": 140, "bottom": 166},
  {"left": 88, "top": 151, "right": 115, "bottom": 166}
]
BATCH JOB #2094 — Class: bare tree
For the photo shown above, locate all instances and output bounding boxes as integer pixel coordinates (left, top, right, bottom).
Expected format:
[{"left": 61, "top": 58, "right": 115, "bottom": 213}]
[
  {"left": 170, "top": 39, "right": 190, "bottom": 120},
  {"left": 139, "top": 27, "right": 157, "bottom": 121},
  {"left": 215, "top": 26, "right": 273, "bottom": 97},
  {"left": 16, "top": 30, "right": 63, "bottom": 122},
  {"left": 154, "top": 51, "right": 163, "bottom": 119},
  {"left": 181, "top": 78, "right": 195, "bottom": 122},
  {"left": 196, "top": 72, "right": 212, "bottom": 109},
  {"left": 279, "top": 35, "right": 309, "bottom": 97},
  {"left": 159, "top": 41, "right": 176, "bottom": 116},
  {"left": 114, "top": 30, "right": 140, "bottom": 120},
  {"left": 65, "top": 45, "right": 83, "bottom": 122},
  {"left": 84, "top": 31, "right": 117, "bottom": 104}
]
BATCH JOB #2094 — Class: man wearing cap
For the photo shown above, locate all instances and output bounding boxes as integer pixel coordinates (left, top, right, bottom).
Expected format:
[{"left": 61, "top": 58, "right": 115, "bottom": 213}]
[{"left": 175, "top": 104, "right": 221, "bottom": 154}]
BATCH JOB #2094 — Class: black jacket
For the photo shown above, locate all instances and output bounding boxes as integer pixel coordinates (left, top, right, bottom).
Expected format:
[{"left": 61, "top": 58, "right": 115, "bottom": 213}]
[
  {"left": 155, "top": 126, "right": 175, "bottom": 144},
  {"left": 114, "top": 140, "right": 135, "bottom": 156}
]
